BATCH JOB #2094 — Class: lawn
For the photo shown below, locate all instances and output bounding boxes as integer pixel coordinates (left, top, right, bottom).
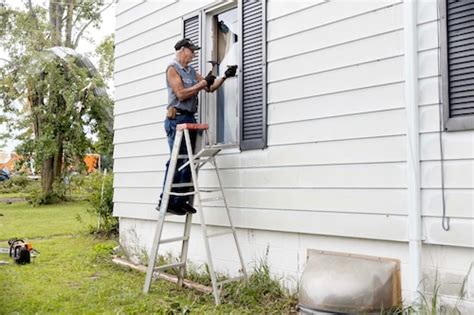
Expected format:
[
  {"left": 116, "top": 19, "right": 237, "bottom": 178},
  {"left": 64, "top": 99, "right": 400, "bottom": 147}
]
[
  {"left": 0, "top": 201, "right": 296, "bottom": 314},
  {"left": 0, "top": 201, "right": 95, "bottom": 240}
]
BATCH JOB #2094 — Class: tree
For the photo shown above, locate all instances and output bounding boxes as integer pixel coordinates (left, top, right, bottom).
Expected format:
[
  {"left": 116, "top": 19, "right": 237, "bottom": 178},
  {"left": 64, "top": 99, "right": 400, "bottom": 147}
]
[
  {"left": 92, "top": 34, "right": 115, "bottom": 170},
  {"left": 95, "top": 34, "right": 114, "bottom": 83},
  {"left": 0, "top": 1, "right": 114, "bottom": 203}
]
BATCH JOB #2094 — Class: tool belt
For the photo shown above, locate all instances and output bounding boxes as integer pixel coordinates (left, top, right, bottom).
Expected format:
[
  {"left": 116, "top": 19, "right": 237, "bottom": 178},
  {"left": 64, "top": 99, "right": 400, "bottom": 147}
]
[{"left": 166, "top": 107, "right": 195, "bottom": 119}]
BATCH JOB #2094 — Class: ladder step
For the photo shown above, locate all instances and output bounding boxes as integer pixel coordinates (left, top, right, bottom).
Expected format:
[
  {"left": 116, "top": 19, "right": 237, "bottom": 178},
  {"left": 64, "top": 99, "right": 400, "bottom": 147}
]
[
  {"left": 194, "top": 148, "right": 221, "bottom": 158},
  {"left": 217, "top": 276, "right": 245, "bottom": 287},
  {"left": 200, "top": 196, "right": 224, "bottom": 203},
  {"left": 178, "top": 161, "right": 200, "bottom": 172},
  {"left": 168, "top": 191, "right": 197, "bottom": 196},
  {"left": 171, "top": 183, "right": 194, "bottom": 188},
  {"left": 207, "top": 230, "right": 233, "bottom": 239},
  {"left": 200, "top": 189, "right": 221, "bottom": 193},
  {"left": 177, "top": 154, "right": 189, "bottom": 159},
  {"left": 159, "top": 236, "right": 189, "bottom": 244},
  {"left": 154, "top": 262, "right": 185, "bottom": 272}
]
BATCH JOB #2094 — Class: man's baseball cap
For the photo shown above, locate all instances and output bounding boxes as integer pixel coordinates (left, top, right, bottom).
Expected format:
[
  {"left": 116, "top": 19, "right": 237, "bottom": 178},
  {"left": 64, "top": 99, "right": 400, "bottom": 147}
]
[{"left": 174, "top": 38, "right": 201, "bottom": 51}]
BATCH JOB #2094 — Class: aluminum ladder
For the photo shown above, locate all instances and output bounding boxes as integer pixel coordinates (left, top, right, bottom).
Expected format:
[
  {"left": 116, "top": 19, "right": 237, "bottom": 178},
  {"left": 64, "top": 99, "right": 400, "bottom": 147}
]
[{"left": 143, "top": 123, "right": 248, "bottom": 305}]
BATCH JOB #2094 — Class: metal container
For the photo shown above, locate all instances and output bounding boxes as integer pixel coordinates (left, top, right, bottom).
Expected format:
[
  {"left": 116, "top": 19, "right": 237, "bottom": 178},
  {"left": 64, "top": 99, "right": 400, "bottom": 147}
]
[{"left": 298, "top": 249, "right": 401, "bottom": 314}]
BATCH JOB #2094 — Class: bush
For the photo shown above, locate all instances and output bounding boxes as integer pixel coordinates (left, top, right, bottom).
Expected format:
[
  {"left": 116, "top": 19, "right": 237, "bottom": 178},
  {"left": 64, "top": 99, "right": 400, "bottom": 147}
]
[
  {"left": 26, "top": 181, "right": 69, "bottom": 206},
  {"left": 85, "top": 172, "right": 116, "bottom": 236},
  {"left": 0, "top": 174, "right": 38, "bottom": 195},
  {"left": 11, "top": 175, "right": 29, "bottom": 188},
  {"left": 68, "top": 173, "right": 88, "bottom": 198}
]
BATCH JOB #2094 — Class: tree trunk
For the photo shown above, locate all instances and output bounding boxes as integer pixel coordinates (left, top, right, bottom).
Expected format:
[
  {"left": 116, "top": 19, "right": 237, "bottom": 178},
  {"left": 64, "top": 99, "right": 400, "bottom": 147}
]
[
  {"left": 49, "top": 1, "right": 64, "bottom": 46},
  {"left": 41, "top": 157, "right": 54, "bottom": 201},
  {"left": 53, "top": 134, "right": 63, "bottom": 179},
  {"left": 64, "top": 0, "right": 75, "bottom": 48}
]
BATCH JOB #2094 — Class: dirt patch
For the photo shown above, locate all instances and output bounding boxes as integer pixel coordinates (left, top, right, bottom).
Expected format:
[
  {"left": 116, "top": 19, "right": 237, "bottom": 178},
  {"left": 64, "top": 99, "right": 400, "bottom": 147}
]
[{"left": 0, "top": 197, "right": 27, "bottom": 204}]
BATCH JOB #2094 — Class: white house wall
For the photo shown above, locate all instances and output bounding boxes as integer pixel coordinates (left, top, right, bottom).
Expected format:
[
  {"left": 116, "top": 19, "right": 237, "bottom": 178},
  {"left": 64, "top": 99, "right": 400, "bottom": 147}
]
[{"left": 113, "top": 0, "right": 474, "bottom": 304}]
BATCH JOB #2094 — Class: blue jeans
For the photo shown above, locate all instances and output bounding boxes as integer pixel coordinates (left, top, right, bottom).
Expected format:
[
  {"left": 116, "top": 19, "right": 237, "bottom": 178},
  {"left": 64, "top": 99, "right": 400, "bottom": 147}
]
[{"left": 160, "top": 114, "right": 197, "bottom": 206}]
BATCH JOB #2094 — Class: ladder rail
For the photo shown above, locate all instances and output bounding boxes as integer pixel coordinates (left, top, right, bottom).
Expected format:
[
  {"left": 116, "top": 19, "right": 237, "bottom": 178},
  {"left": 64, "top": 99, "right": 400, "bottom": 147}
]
[
  {"left": 177, "top": 213, "right": 193, "bottom": 287},
  {"left": 213, "top": 156, "right": 248, "bottom": 280},
  {"left": 183, "top": 128, "right": 221, "bottom": 305},
  {"left": 144, "top": 130, "right": 184, "bottom": 293}
]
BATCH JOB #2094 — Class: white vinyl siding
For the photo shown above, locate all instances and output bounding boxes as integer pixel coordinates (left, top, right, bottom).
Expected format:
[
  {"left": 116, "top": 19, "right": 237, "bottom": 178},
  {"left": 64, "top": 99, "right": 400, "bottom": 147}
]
[{"left": 113, "top": 0, "right": 474, "bottom": 253}]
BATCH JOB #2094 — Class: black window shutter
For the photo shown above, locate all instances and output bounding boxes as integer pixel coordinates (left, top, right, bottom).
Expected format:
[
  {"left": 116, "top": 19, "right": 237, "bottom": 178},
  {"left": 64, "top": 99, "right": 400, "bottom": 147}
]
[
  {"left": 441, "top": 0, "right": 474, "bottom": 130},
  {"left": 184, "top": 15, "right": 200, "bottom": 73},
  {"left": 183, "top": 14, "right": 201, "bottom": 121},
  {"left": 240, "top": 0, "right": 267, "bottom": 150}
]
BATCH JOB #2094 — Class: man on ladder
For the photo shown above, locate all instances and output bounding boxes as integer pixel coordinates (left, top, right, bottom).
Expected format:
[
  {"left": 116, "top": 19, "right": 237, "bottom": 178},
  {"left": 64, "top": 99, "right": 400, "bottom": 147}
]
[
  {"left": 144, "top": 38, "right": 246, "bottom": 305},
  {"left": 159, "top": 38, "right": 236, "bottom": 215}
]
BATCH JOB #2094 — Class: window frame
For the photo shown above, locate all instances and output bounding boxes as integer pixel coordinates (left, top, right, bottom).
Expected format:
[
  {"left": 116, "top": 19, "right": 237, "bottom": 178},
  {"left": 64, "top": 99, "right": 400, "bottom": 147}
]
[
  {"left": 439, "top": 0, "right": 474, "bottom": 131},
  {"left": 201, "top": 1, "right": 240, "bottom": 148},
  {"left": 182, "top": 0, "right": 267, "bottom": 150}
]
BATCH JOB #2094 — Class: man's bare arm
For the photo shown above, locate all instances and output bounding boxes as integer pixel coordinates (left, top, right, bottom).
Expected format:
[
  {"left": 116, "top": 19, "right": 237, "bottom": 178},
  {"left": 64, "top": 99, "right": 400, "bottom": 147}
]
[
  {"left": 209, "top": 77, "right": 226, "bottom": 92},
  {"left": 197, "top": 72, "right": 226, "bottom": 93},
  {"left": 168, "top": 67, "right": 207, "bottom": 101}
]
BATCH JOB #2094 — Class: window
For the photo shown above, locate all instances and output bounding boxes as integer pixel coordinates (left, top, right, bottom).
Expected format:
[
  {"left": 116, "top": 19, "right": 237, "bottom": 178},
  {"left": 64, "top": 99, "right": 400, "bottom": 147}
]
[
  {"left": 204, "top": 5, "right": 240, "bottom": 146},
  {"left": 439, "top": 0, "right": 474, "bottom": 131},
  {"left": 183, "top": 0, "right": 267, "bottom": 150}
]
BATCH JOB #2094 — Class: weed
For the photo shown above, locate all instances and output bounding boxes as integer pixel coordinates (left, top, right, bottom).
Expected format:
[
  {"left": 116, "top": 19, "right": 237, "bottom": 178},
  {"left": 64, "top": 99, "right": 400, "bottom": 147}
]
[
  {"left": 92, "top": 241, "right": 117, "bottom": 263},
  {"left": 149, "top": 249, "right": 297, "bottom": 312},
  {"left": 396, "top": 265, "right": 473, "bottom": 315},
  {"left": 454, "top": 262, "right": 472, "bottom": 312},
  {"left": 223, "top": 257, "right": 297, "bottom": 311}
]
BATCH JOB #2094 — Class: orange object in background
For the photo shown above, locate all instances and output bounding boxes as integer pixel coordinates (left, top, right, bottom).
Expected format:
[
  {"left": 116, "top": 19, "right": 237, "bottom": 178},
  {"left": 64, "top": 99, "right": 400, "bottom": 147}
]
[
  {"left": 0, "top": 152, "right": 20, "bottom": 172},
  {"left": 84, "top": 154, "right": 100, "bottom": 173}
]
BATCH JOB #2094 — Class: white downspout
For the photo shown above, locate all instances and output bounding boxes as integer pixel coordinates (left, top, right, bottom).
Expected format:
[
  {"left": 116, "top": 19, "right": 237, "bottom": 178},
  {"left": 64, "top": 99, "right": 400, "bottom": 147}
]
[{"left": 404, "top": 0, "right": 423, "bottom": 303}]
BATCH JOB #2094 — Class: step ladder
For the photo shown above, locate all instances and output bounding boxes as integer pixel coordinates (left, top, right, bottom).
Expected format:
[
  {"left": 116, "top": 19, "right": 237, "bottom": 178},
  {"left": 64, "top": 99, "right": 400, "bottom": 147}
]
[{"left": 143, "top": 123, "right": 248, "bottom": 305}]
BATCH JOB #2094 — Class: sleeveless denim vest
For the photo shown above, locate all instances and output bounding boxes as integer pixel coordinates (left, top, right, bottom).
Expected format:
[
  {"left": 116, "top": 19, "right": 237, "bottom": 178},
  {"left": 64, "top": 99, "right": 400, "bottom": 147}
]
[{"left": 166, "top": 59, "right": 198, "bottom": 113}]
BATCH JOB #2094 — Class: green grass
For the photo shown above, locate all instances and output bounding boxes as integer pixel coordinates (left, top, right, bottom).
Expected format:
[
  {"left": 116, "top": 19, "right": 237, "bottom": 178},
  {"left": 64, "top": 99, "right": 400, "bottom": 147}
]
[
  {"left": 0, "top": 201, "right": 297, "bottom": 314},
  {"left": 0, "top": 201, "right": 95, "bottom": 240}
]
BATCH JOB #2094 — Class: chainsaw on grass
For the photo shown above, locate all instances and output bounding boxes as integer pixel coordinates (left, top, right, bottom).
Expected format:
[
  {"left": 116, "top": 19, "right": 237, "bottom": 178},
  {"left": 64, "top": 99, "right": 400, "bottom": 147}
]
[{"left": 8, "top": 238, "right": 39, "bottom": 264}]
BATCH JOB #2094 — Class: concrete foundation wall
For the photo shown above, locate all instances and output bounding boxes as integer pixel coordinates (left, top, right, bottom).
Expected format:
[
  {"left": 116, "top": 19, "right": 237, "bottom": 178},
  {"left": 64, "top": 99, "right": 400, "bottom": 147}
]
[{"left": 119, "top": 217, "right": 474, "bottom": 311}]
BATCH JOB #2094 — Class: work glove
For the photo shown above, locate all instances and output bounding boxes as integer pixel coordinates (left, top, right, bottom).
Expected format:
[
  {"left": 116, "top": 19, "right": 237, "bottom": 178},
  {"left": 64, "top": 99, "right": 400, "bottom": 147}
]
[
  {"left": 204, "top": 70, "right": 216, "bottom": 87},
  {"left": 224, "top": 65, "right": 238, "bottom": 78}
]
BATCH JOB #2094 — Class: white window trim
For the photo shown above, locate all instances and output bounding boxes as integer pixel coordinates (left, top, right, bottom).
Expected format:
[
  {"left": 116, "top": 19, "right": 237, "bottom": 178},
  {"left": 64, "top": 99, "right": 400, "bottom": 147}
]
[{"left": 201, "top": 1, "right": 240, "bottom": 148}]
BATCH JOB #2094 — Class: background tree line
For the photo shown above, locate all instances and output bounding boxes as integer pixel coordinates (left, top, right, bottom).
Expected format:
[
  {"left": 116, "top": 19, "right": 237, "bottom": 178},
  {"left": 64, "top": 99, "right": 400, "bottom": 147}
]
[{"left": 0, "top": 0, "right": 114, "bottom": 204}]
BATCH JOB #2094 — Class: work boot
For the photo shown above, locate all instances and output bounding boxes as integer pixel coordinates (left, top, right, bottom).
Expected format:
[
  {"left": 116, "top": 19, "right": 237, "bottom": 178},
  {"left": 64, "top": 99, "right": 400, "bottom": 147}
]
[
  {"left": 167, "top": 205, "right": 187, "bottom": 215},
  {"left": 155, "top": 201, "right": 187, "bottom": 215},
  {"left": 182, "top": 203, "right": 197, "bottom": 214}
]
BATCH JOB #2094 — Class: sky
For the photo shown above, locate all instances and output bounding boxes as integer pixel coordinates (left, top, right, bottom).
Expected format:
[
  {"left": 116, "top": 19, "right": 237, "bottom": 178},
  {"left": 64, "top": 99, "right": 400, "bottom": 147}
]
[{"left": 0, "top": 0, "right": 116, "bottom": 153}]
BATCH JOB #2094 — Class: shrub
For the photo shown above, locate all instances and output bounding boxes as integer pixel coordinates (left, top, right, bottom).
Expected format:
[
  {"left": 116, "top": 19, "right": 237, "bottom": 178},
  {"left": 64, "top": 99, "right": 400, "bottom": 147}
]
[
  {"left": 68, "top": 173, "right": 88, "bottom": 198},
  {"left": 85, "top": 172, "right": 116, "bottom": 236},
  {"left": 0, "top": 175, "right": 39, "bottom": 195},
  {"left": 26, "top": 181, "right": 70, "bottom": 206},
  {"left": 11, "top": 175, "right": 29, "bottom": 188}
]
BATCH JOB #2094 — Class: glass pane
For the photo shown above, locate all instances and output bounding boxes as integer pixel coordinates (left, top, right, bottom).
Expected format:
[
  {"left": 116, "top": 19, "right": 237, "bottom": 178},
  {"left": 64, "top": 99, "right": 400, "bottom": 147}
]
[{"left": 216, "top": 8, "right": 239, "bottom": 144}]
